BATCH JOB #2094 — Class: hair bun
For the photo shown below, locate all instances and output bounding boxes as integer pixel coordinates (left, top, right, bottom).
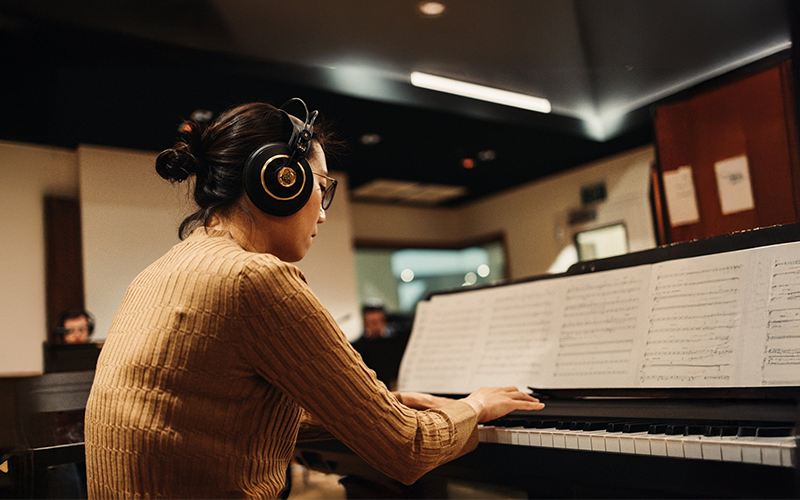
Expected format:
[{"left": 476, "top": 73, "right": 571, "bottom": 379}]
[
  {"left": 156, "top": 119, "right": 206, "bottom": 182},
  {"left": 155, "top": 147, "right": 196, "bottom": 182}
]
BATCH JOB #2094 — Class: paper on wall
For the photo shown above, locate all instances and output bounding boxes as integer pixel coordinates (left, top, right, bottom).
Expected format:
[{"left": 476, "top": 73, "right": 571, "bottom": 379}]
[
  {"left": 662, "top": 166, "right": 700, "bottom": 227},
  {"left": 714, "top": 155, "right": 755, "bottom": 215}
]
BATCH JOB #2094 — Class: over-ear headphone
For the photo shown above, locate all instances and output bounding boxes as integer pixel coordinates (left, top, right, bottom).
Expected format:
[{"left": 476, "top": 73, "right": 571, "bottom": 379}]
[{"left": 244, "top": 98, "right": 320, "bottom": 217}]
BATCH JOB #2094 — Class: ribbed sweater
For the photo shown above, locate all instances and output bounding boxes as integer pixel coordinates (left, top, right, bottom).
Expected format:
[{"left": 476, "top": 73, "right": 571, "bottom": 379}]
[{"left": 84, "top": 228, "right": 478, "bottom": 499}]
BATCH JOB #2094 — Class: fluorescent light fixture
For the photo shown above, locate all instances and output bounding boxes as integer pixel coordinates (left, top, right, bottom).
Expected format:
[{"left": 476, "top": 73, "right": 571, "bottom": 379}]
[{"left": 410, "top": 71, "right": 551, "bottom": 113}]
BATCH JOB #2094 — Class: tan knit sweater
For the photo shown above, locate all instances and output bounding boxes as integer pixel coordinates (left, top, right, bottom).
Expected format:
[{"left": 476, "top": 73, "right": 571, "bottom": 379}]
[{"left": 85, "top": 228, "right": 478, "bottom": 499}]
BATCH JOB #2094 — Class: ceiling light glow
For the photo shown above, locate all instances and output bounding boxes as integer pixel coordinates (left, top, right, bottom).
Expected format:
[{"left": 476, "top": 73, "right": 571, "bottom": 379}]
[
  {"left": 418, "top": 1, "right": 446, "bottom": 17},
  {"left": 410, "top": 72, "right": 551, "bottom": 113}
]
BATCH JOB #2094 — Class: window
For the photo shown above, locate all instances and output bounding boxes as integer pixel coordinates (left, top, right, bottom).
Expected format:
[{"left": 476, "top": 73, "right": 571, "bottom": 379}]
[
  {"left": 355, "top": 240, "right": 506, "bottom": 314},
  {"left": 574, "top": 223, "right": 628, "bottom": 261}
]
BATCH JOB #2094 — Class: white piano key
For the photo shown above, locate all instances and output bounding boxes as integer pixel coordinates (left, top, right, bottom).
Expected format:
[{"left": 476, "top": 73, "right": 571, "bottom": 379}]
[
  {"left": 527, "top": 429, "right": 542, "bottom": 447},
  {"left": 649, "top": 435, "right": 668, "bottom": 456},
  {"left": 552, "top": 430, "right": 566, "bottom": 448},
  {"left": 539, "top": 430, "right": 554, "bottom": 448},
  {"left": 578, "top": 431, "right": 608, "bottom": 450},
  {"left": 509, "top": 429, "right": 520, "bottom": 445},
  {"left": 682, "top": 436, "right": 704, "bottom": 459},
  {"left": 761, "top": 443, "right": 782, "bottom": 466},
  {"left": 633, "top": 434, "right": 654, "bottom": 455},
  {"left": 665, "top": 436, "right": 685, "bottom": 458},
  {"left": 720, "top": 437, "right": 743, "bottom": 462},
  {"left": 591, "top": 434, "right": 607, "bottom": 452},
  {"left": 496, "top": 428, "right": 514, "bottom": 444},
  {"left": 620, "top": 432, "right": 649, "bottom": 454},
  {"left": 740, "top": 441, "right": 762, "bottom": 464},
  {"left": 604, "top": 433, "right": 621, "bottom": 453},
  {"left": 565, "top": 431, "right": 580, "bottom": 450},
  {"left": 700, "top": 437, "right": 722, "bottom": 461},
  {"left": 515, "top": 429, "right": 531, "bottom": 446},
  {"left": 478, "top": 425, "right": 494, "bottom": 443},
  {"left": 781, "top": 440, "right": 795, "bottom": 467}
]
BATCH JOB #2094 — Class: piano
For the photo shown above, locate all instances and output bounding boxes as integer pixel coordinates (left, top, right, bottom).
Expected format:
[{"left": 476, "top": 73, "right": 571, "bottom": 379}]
[
  {"left": 0, "top": 370, "right": 94, "bottom": 499},
  {"left": 295, "top": 223, "right": 800, "bottom": 499}
]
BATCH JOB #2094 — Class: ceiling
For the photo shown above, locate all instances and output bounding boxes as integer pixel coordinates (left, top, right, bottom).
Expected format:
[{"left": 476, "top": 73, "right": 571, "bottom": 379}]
[{"left": 0, "top": 0, "right": 793, "bottom": 205}]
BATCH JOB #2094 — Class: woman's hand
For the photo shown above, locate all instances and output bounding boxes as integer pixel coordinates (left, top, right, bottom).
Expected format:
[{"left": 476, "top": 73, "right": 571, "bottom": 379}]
[
  {"left": 399, "top": 391, "right": 457, "bottom": 410},
  {"left": 461, "top": 386, "right": 544, "bottom": 423}
]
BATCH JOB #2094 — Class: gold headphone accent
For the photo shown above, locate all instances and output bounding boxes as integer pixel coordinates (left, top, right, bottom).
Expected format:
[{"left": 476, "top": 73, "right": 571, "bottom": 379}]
[
  {"left": 260, "top": 154, "right": 306, "bottom": 201},
  {"left": 277, "top": 167, "right": 297, "bottom": 187}
]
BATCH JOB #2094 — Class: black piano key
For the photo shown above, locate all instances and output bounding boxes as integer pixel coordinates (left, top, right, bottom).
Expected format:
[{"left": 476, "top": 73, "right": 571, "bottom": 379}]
[
  {"left": 556, "top": 421, "right": 573, "bottom": 430},
  {"left": 684, "top": 425, "right": 707, "bottom": 435},
  {"left": 665, "top": 424, "right": 686, "bottom": 435},
  {"left": 568, "top": 421, "right": 586, "bottom": 431},
  {"left": 623, "top": 422, "right": 655, "bottom": 433},
  {"left": 737, "top": 426, "right": 757, "bottom": 437},
  {"left": 606, "top": 422, "right": 628, "bottom": 433},
  {"left": 648, "top": 424, "right": 668, "bottom": 435},
  {"left": 755, "top": 427, "right": 795, "bottom": 437},
  {"left": 705, "top": 425, "right": 739, "bottom": 437},
  {"left": 524, "top": 420, "right": 559, "bottom": 429},
  {"left": 584, "top": 421, "right": 612, "bottom": 431}
]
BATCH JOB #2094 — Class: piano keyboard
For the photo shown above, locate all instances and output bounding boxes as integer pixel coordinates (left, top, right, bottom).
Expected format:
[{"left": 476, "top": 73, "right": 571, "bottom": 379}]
[{"left": 479, "top": 418, "right": 797, "bottom": 467}]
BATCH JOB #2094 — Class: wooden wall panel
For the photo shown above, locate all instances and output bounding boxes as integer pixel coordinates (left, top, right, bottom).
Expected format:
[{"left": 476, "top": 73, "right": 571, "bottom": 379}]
[
  {"left": 654, "top": 61, "right": 800, "bottom": 243},
  {"left": 44, "top": 196, "right": 85, "bottom": 340}
]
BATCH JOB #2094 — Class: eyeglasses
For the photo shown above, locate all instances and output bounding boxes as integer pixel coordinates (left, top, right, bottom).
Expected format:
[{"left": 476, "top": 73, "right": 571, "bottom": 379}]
[{"left": 313, "top": 172, "right": 338, "bottom": 210}]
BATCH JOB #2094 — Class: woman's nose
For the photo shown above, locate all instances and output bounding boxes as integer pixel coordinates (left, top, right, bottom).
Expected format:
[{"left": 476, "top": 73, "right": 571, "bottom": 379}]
[{"left": 318, "top": 206, "right": 326, "bottom": 223}]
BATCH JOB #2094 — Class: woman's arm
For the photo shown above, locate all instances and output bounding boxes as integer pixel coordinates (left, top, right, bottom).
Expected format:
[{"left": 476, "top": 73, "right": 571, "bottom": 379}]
[{"left": 236, "top": 259, "right": 541, "bottom": 484}]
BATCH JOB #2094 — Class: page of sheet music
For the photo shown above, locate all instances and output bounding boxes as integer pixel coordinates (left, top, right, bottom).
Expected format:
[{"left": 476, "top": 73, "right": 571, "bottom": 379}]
[
  {"left": 638, "top": 251, "right": 750, "bottom": 387},
  {"left": 469, "top": 280, "right": 560, "bottom": 388},
  {"left": 397, "top": 240, "right": 800, "bottom": 394},
  {"left": 743, "top": 243, "right": 800, "bottom": 386},
  {"left": 550, "top": 266, "right": 651, "bottom": 388}
]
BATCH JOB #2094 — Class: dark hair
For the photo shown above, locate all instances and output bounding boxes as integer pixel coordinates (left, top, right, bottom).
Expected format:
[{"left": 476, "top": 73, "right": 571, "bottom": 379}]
[
  {"left": 362, "top": 304, "right": 386, "bottom": 315},
  {"left": 58, "top": 308, "right": 94, "bottom": 328},
  {"left": 155, "top": 101, "right": 333, "bottom": 239}
]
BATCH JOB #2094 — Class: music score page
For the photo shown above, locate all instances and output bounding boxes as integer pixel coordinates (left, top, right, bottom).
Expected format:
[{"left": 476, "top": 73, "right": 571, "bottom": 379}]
[{"left": 397, "top": 241, "right": 800, "bottom": 393}]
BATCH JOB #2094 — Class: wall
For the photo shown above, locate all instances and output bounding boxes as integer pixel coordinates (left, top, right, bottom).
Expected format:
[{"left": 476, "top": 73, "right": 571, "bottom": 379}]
[
  {"left": 0, "top": 141, "right": 78, "bottom": 376},
  {"left": 351, "top": 145, "right": 657, "bottom": 279}
]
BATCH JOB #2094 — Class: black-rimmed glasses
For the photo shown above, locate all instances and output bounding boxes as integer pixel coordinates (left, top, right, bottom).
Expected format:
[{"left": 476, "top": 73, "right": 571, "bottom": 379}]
[{"left": 314, "top": 172, "right": 338, "bottom": 210}]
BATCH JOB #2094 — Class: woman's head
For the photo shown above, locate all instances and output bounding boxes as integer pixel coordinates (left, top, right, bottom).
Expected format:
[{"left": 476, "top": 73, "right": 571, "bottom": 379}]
[{"left": 156, "top": 101, "right": 335, "bottom": 260}]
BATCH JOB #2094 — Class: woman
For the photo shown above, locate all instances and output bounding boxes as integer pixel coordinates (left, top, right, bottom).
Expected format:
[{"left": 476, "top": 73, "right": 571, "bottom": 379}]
[{"left": 84, "top": 99, "right": 543, "bottom": 499}]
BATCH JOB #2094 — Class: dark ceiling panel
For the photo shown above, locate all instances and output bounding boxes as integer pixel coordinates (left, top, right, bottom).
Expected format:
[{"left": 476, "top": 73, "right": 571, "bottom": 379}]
[{"left": 0, "top": 0, "right": 793, "bottom": 205}]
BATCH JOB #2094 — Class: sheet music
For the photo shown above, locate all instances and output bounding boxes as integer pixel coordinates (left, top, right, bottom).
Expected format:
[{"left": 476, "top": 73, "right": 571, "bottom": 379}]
[
  {"left": 397, "top": 240, "right": 800, "bottom": 394},
  {"left": 471, "top": 280, "right": 559, "bottom": 388},
  {"left": 760, "top": 247, "right": 800, "bottom": 385},
  {"left": 638, "top": 252, "right": 747, "bottom": 387},
  {"left": 551, "top": 266, "right": 650, "bottom": 388},
  {"left": 397, "top": 299, "right": 483, "bottom": 394}
]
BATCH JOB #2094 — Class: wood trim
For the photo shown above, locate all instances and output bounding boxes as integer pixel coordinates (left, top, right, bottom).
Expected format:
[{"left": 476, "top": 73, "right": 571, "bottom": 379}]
[{"left": 44, "top": 196, "right": 85, "bottom": 341}]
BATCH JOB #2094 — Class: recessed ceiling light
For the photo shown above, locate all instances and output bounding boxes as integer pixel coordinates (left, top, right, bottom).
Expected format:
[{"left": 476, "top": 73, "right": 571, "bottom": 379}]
[
  {"left": 410, "top": 72, "right": 551, "bottom": 113},
  {"left": 477, "top": 149, "right": 496, "bottom": 162},
  {"left": 359, "top": 133, "right": 381, "bottom": 145},
  {"left": 418, "top": 1, "right": 446, "bottom": 18}
]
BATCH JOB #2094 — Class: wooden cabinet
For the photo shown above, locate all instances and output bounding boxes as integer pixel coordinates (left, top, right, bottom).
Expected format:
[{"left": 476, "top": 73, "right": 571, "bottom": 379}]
[{"left": 653, "top": 60, "right": 800, "bottom": 243}]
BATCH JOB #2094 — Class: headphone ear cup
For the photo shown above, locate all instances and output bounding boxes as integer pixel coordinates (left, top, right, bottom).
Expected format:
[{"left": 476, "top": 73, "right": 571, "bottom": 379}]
[
  {"left": 86, "top": 312, "right": 95, "bottom": 335},
  {"left": 244, "top": 143, "right": 314, "bottom": 216}
]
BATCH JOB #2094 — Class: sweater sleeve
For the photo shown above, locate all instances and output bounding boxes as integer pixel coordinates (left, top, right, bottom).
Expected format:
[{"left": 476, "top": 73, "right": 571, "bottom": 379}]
[{"left": 235, "top": 258, "right": 479, "bottom": 485}]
